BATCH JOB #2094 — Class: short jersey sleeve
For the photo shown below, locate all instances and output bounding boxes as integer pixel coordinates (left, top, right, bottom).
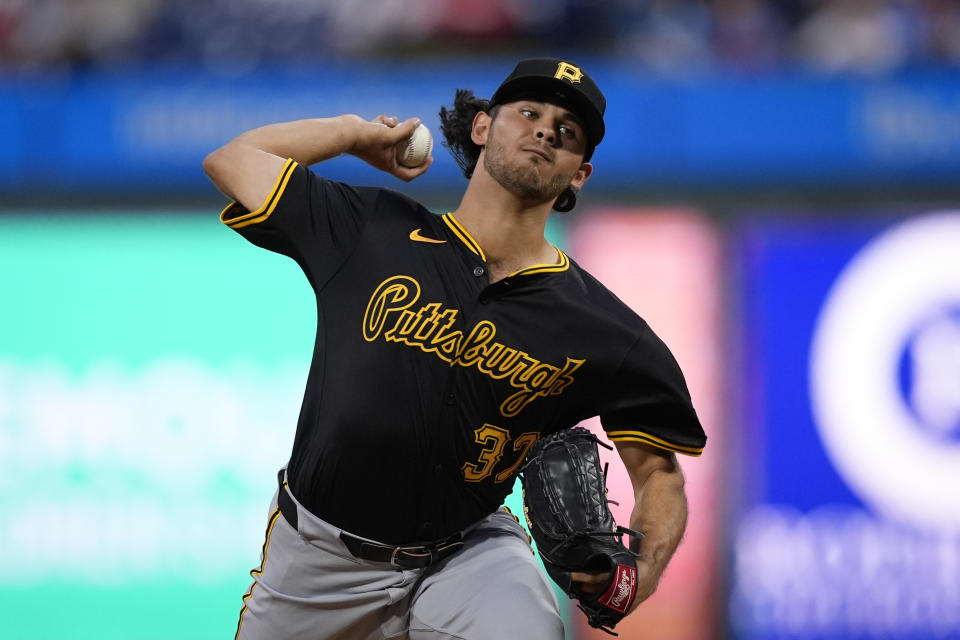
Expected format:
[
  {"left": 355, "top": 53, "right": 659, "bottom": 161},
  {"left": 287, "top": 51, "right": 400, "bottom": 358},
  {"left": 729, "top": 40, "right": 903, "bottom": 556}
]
[
  {"left": 598, "top": 327, "right": 707, "bottom": 457},
  {"left": 219, "top": 159, "right": 380, "bottom": 288}
]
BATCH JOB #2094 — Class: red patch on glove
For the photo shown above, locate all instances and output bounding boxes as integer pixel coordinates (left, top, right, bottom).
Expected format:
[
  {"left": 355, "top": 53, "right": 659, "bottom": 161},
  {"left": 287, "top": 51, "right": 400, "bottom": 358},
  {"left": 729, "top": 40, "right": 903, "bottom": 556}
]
[{"left": 597, "top": 563, "right": 638, "bottom": 614}]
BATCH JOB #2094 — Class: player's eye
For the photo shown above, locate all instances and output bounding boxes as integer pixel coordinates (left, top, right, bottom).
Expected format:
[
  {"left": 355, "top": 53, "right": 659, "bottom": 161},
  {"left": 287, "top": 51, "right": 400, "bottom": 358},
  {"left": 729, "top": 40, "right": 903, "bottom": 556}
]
[
  {"left": 559, "top": 124, "right": 578, "bottom": 139},
  {"left": 520, "top": 108, "right": 537, "bottom": 119}
]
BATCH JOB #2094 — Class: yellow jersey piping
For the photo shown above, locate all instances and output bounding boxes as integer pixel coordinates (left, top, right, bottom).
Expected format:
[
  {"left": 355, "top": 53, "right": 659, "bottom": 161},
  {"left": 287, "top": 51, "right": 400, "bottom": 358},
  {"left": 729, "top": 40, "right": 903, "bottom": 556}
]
[
  {"left": 508, "top": 249, "right": 570, "bottom": 277},
  {"left": 606, "top": 430, "right": 704, "bottom": 457},
  {"left": 440, "top": 214, "right": 570, "bottom": 278},
  {"left": 442, "top": 213, "right": 486, "bottom": 262},
  {"left": 221, "top": 158, "right": 298, "bottom": 229}
]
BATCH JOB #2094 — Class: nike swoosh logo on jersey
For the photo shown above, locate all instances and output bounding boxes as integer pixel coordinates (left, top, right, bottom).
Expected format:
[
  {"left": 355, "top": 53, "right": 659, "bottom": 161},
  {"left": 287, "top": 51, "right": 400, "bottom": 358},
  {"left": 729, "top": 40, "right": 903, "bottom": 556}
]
[{"left": 409, "top": 228, "right": 446, "bottom": 244}]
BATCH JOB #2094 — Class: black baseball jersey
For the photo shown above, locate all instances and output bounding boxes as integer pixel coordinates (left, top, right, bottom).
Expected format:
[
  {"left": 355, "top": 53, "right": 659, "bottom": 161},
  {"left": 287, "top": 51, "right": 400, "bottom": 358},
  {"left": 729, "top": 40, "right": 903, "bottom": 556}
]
[{"left": 221, "top": 159, "right": 706, "bottom": 544}]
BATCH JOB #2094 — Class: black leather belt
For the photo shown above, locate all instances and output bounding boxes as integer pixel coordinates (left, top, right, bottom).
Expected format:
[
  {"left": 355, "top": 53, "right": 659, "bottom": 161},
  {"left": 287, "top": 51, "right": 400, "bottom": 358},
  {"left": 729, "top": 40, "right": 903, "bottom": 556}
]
[
  {"left": 275, "top": 469, "right": 464, "bottom": 569},
  {"left": 338, "top": 530, "right": 464, "bottom": 569}
]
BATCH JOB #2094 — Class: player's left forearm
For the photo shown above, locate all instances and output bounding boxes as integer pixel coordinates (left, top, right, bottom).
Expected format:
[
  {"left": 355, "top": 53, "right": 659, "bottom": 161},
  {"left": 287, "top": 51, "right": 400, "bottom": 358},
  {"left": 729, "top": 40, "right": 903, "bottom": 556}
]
[
  {"left": 629, "top": 460, "right": 687, "bottom": 584},
  {"left": 611, "top": 444, "right": 688, "bottom": 610}
]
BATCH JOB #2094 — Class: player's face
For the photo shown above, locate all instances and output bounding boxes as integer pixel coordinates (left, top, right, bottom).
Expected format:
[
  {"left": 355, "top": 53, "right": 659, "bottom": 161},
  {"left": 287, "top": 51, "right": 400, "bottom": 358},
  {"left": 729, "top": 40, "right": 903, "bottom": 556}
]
[{"left": 481, "top": 100, "right": 592, "bottom": 205}]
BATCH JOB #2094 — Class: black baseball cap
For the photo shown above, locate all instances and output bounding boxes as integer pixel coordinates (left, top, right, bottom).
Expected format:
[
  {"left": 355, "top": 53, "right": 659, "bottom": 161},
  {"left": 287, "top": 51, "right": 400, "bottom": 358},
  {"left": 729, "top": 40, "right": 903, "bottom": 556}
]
[{"left": 490, "top": 58, "right": 606, "bottom": 161}]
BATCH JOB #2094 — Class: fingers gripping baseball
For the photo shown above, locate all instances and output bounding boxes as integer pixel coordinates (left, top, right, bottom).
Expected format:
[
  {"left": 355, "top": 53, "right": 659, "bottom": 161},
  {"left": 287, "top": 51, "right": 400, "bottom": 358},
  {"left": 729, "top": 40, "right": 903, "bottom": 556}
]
[{"left": 351, "top": 115, "right": 433, "bottom": 181}]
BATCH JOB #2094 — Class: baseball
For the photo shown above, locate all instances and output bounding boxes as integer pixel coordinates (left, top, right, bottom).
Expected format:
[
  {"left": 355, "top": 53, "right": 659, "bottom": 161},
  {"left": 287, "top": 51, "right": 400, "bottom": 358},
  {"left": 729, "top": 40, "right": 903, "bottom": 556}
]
[{"left": 396, "top": 123, "right": 433, "bottom": 168}]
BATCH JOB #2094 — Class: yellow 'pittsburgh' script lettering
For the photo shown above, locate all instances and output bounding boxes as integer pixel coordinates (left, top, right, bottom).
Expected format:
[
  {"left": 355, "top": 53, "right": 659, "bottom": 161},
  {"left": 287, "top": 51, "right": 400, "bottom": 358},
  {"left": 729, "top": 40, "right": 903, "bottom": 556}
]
[{"left": 363, "top": 275, "right": 584, "bottom": 417}]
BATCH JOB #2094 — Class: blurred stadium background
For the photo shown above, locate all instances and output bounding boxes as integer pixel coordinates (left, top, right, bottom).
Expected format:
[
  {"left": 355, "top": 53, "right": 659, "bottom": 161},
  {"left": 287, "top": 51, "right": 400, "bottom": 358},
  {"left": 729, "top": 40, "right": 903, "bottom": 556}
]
[{"left": 2, "top": 1, "right": 959, "bottom": 639}]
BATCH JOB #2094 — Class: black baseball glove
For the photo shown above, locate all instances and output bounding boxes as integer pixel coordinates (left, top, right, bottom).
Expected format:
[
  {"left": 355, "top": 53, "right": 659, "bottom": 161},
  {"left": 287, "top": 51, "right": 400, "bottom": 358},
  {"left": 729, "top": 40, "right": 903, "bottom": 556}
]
[{"left": 520, "top": 427, "right": 643, "bottom": 635}]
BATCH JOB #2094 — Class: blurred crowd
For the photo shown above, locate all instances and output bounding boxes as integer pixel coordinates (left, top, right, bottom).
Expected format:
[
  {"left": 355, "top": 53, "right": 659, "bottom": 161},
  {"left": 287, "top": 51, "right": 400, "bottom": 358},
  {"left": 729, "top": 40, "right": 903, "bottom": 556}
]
[{"left": 1, "top": 0, "right": 959, "bottom": 75}]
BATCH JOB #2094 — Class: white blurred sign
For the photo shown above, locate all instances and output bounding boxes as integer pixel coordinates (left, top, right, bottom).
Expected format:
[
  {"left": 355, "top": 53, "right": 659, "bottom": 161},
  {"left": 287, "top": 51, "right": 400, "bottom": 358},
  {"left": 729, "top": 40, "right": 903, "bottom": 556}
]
[{"left": 810, "top": 212, "right": 960, "bottom": 532}]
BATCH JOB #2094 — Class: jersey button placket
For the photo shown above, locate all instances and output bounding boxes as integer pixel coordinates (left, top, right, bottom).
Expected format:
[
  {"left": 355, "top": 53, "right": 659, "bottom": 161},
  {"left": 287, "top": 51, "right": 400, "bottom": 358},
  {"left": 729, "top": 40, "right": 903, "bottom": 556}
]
[
  {"left": 479, "top": 278, "right": 511, "bottom": 305},
  {"left": 473, "top": 266, "right": 485, "bottom": 277}
]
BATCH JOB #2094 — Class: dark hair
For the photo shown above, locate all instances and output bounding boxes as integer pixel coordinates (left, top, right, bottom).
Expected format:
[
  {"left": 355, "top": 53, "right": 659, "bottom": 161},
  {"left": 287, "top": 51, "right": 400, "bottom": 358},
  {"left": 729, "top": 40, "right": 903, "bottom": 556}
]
[
  {"left": 439, "top": 89, "right": 579, "bottom": 213},
  {"left": 439, "top": 89, "right": 491, "bottom": 179}
]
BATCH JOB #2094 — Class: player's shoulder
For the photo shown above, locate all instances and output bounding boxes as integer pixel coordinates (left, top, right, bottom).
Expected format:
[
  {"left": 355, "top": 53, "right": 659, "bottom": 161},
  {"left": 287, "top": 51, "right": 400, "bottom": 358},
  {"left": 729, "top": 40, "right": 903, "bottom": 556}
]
[
  {"left": 563, "top": 257, "right": 644, "bottom": 323},
  {"left": 314, "top": 171, "right": 432, "bottom": 218},
  {"left": 371, "top": 185, "right": 434, "bottom": 218},
  {"left": 563, "top": 258, "right": 685, "bottom": 375}
]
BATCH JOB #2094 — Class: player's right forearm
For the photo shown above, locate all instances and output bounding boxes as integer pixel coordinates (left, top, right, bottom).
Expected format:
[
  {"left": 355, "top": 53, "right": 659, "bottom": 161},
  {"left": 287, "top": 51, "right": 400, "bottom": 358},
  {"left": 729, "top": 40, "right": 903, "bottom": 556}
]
[
  {"left": 224, "top": 116, "right": 363, "bottom": 166},
  {"left": 208, "top": 115, "right": 362, "bottom": 171},
  {"left": 203, "top": 115, "right": 363, "bottom": 211}
]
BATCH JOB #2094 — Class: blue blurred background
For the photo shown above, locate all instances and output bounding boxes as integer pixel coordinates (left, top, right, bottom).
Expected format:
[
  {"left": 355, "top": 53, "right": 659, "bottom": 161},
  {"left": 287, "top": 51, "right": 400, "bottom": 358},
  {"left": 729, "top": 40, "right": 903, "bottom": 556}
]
[{"left": 2, "top": 1, "right": 959, "bottom": 639}]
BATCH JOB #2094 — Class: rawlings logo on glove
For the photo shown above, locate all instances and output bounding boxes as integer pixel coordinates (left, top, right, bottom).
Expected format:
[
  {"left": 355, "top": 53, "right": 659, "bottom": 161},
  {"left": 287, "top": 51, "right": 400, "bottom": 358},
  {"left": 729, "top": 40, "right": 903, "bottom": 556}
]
[
  {"left": 520, "top": 427, "right": 643, "bottom": 635},
  {"left": 598, "top": 563, "right": 637, "bottom": 613}
]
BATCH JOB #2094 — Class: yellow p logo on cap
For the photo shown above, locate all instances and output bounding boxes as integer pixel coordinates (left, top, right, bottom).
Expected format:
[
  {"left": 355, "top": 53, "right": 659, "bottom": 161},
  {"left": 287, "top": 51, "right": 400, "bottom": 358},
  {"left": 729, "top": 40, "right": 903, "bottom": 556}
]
[{"left": 554, "top": 62, "right": 583, "bottom": 84}]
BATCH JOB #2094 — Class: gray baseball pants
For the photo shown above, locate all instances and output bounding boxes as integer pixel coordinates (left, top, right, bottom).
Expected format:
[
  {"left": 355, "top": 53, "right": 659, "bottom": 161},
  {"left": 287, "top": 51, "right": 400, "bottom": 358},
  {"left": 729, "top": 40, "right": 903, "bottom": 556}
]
[{"left": 235, "top": 471, "right": 564, "bottom": 640}]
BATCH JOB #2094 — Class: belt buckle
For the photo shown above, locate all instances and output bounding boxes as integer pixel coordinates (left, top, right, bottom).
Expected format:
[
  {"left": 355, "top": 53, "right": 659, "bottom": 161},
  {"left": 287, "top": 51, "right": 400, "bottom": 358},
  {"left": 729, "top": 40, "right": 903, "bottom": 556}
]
[
  {"left": 390, "top": 545, "right": 431, "bottom": 568},
  {"left": 389, "top": 532, "right": 465, "bottom": 568}
]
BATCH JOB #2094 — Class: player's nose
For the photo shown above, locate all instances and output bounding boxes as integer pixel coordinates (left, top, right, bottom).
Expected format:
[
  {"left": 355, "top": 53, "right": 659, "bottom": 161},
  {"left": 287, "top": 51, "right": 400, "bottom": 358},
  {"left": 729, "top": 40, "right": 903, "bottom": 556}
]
[{"left": 535, "top": 128, "right": 556, "bottom": 145}]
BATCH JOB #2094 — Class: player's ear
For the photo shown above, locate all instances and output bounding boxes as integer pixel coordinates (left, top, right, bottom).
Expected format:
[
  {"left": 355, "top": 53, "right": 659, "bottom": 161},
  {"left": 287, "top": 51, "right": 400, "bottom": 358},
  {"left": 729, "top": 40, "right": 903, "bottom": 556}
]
[
  {"left": 471, "top": 111, "right": 492, "bottom": 146},
  {"left": 569, "top": 162, "right": 593, "bottom": 190}
]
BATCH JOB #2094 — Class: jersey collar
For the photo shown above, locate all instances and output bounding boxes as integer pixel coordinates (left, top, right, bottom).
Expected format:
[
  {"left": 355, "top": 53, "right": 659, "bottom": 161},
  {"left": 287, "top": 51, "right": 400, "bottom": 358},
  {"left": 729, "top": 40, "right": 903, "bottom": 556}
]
[
  {"left": 508, "top": 249, "right": 570, "bottom": 277},
  {"left": 441, "top": 213, "right": 571, "bottom": 278},
  {"left": 441, "top": 213, "right": 486, "bottom": 262}
]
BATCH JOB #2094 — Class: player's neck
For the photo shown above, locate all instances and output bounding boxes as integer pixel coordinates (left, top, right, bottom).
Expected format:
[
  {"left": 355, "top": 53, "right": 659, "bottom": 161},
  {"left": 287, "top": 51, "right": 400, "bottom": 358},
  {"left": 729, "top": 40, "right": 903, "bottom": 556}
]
[{"left": 452, "top": 179, "right": 559, "bottom": 281}]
